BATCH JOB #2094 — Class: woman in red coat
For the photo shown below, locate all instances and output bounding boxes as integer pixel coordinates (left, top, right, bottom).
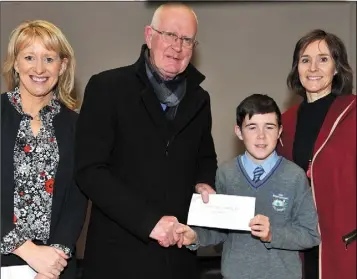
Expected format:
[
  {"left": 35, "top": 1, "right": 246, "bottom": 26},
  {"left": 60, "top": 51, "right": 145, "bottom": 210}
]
[{"left": 278, "top": 29, "right": 355, "bottom": 279}]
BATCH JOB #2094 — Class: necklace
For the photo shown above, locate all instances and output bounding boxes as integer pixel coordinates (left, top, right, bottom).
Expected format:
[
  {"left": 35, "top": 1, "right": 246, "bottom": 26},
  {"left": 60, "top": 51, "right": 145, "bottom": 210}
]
[
  {"left": 24, "top": 112, "right": 41, "bottom": 121},
  {"left": 32, "top": 114, "right": 41, "bottom": 121}
]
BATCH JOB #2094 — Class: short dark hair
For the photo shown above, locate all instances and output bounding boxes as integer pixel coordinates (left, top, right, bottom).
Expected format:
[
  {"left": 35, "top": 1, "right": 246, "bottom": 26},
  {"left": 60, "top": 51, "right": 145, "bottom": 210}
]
[
  {"left": 287, "top": 29, "right": 353, "bottom": 97},
  {"left": 236, "top": 94, "right": 281, "bottom": 128}
]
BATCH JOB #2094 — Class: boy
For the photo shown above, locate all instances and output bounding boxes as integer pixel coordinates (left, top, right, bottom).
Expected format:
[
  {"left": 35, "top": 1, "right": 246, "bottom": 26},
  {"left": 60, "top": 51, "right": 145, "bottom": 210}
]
[{"left": 177, "top": 94, "right": 320, "bottom": 279}]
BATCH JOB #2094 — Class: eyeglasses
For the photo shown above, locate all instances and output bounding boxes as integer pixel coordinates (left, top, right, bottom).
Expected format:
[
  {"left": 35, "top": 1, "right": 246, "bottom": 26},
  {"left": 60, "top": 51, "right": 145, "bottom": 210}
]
[{"left": 151, "top": 26, "right": 198, "bottom": 49}]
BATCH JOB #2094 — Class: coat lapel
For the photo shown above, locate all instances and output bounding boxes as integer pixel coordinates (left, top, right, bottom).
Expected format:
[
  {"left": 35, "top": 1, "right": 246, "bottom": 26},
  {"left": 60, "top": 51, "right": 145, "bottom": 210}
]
[
  {"left": 169, "top": 63, "right": 206, "bottom": 137},
  {"left": 313, "top": 95, "right": 356, "bottom": 154},
  {"left": 50, "top": 109, "right": 69, "bottom": 232},
  {"left": 139, "top": 87, "right": 170, "bottom": 141},
  {"left": 171, "top": 83, "right": 206, "bottom": 137}
]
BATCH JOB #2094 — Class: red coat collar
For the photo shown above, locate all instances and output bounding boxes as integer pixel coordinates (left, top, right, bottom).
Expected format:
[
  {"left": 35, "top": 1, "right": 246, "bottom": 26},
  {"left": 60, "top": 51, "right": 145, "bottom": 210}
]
[{"left": 280, "top": 94, "right": 356, "bottom": 158}]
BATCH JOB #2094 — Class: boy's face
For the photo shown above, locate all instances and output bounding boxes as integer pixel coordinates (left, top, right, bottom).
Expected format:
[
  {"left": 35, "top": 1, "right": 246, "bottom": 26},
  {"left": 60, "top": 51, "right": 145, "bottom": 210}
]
[{"left": 235, "top": 113, "right": 283, "bottom": 164}]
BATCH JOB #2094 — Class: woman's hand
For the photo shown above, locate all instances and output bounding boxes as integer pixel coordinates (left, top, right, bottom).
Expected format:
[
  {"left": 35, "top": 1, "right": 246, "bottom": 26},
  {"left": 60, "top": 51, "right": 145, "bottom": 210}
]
[{"left": 12, "top": 240, "right": 68, "bottom": 279}]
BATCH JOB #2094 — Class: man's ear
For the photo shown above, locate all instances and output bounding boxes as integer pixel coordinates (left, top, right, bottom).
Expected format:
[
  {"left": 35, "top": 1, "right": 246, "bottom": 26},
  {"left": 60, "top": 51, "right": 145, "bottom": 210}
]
[
  {"left": 234, "top": 125, "right": 244, "bottom": 141},
  {"left": 144, "top": 25, "right": 153, "bottom": 49}
]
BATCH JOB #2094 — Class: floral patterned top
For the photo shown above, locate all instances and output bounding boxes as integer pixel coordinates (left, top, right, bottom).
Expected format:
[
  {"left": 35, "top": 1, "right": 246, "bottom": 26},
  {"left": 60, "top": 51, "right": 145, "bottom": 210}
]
[{"left": 1, "top": 87, "right": 71, "bottom": 256}]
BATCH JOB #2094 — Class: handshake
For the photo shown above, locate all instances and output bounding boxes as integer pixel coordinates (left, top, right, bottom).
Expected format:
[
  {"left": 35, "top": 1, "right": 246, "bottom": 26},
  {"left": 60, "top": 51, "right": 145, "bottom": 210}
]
[
  {"left": 149, "top": 183, "right": 273, "bottom": 247},
  {"left": 149, "top": 214, "right": 272, "bottom": 248},
  {"left": 149, "top": 216, "right": 197, "bottom": 248},
  {"left": 149, "top": 183, "right": 213, "bottom": 248}
]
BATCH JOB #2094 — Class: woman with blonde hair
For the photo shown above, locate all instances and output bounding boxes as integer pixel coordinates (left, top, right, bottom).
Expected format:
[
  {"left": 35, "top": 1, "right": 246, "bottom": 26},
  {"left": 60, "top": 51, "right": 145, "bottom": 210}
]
[{"left": 1, "top": 20, "right": 87, "bottom": 279}]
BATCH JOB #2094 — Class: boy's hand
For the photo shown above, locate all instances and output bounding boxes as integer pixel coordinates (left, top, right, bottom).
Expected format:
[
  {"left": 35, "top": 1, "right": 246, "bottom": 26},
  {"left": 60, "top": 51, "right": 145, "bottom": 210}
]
[
  {"left": 249, "top": 214, "right": 272, "bottom": 242},
  {"left": 175, "top": 224, "right": 197, "bottom": 248}
]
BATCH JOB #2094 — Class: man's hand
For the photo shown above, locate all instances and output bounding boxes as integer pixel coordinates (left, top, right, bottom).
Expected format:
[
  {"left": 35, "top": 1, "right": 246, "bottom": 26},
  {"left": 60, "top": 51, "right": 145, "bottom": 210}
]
[
  {"left": 249, "top": 214, "right": 272, "bottom": 242},
  {"left": 195, "top": 183, "right": 216, "bottom": 203},
  {"left": 12, "top": 240, "right": 68, "bottom": 279},
  {"left": 150, "top": 216, "right": 180, "bottom": 247},
  {"left": 175, "top": 224, "right": 197, "bottom": 248}
]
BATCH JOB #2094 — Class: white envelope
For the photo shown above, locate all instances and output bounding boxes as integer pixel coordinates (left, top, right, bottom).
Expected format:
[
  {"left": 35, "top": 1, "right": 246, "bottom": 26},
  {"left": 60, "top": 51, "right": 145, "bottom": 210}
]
[{"left": 187, "top": 194, "right": 256, "bottom": 231}]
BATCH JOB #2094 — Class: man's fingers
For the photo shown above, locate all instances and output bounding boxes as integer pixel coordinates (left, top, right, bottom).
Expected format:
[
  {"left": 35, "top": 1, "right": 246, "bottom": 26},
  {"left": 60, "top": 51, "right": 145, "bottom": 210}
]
[
  {"left": 201, "top": 191, "right": 209, "bottom": 203},
  {"left": 175, "top": 226, "right": 186, "bottom": 234},
  {"left": 173, "top": 228, "right": 181, "bottom": 243},
  {"left": 167, "top": 228, "right": 176, "bottom": 245},
  {"left": 177, "top": 234, "right": 184, "bottom": 248},
  {"left": 196, "top": 184, "right": 216, "bottom": 203},
  {"left": 159, "top": 239, "right": 169, "bottom": 247},
  {"left": 207, "top": 187, "right": 216, "bottom": 194}
]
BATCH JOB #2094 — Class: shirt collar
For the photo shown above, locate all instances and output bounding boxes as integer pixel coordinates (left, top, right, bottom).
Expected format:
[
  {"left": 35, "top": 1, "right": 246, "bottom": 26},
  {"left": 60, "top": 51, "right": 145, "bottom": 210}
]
[
  {"left": 242, "top": 150, "right": 279, "bottom": 173},
  {"left": 7, "top": 87, "right": 61, "bottom": 118}
]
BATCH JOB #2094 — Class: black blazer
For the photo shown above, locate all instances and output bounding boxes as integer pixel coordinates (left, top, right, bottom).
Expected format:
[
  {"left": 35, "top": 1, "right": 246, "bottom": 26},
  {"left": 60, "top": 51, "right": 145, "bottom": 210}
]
[
  {"left": 1, "top": 93, "right": 88, "bottom": 279},
  {"left": 75, "top": 45, "right": 217, "bottom": 279}
]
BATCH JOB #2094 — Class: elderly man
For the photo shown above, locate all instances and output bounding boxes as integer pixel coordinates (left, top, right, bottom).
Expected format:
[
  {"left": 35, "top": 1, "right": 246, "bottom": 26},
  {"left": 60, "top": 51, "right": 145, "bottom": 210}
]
[{"left": 75, "top": 3, "right": 217, "bottom": 279}]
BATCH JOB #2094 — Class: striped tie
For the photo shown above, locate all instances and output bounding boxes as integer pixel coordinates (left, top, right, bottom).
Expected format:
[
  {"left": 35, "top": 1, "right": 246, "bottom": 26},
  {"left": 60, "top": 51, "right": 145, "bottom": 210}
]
[{"left": 253, "top": 166, "right": 265, "bottom": 183}]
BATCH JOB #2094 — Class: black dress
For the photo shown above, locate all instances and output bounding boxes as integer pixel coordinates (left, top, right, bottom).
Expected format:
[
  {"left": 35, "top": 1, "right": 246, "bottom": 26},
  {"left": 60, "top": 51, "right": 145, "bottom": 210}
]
[{"left": 293, "top": 93, "right": 336, "bottom": 279}]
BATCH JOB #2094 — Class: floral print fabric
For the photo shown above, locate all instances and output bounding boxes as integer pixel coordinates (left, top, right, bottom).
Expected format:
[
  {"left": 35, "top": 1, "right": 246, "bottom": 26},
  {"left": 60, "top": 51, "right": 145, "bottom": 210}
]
[{"left": 1, "top": 87, "right": 70, "bottom": 256}]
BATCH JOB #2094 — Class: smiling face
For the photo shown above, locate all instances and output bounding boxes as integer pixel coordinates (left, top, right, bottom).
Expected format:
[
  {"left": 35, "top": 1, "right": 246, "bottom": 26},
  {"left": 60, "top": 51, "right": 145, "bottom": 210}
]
[
  {"left": 145, "top": 6, "right": 197, "bottom": 80},
  {"left": 235, "top": 113, "right": 282, "bottom": 164},
  {"left": 14, "top": 38, "right": 67, "bottom": 99},
  {"left": 298, "top": 39, "right": 336, "bottom": 97}
]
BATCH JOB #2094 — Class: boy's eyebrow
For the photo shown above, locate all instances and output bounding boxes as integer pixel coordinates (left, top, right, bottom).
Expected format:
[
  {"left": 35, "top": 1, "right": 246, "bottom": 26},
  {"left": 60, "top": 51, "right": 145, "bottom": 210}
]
[{"left": 244, "top": 123, "right": 277, "bottom": 127}]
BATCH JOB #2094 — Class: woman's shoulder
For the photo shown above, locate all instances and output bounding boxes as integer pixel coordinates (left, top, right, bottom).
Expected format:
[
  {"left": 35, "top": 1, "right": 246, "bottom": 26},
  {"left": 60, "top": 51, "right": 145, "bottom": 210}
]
[
  {"left": 334, "top": 94, "right": 356, "bottom": 113},
  {"left": 1, "top": 92, "right": 10, "bottom": 102},
  {"left": 55, "top": 103, "right": 78, "bottom": 134},
  {"left": 338, "top": 93, "right": 356, "bottom": 102},
  {"left": 1, "top": 92, "right": 14, "bottom": 112},
  {"left": 58, "top": 103, "right": 78, "bottom": 120}
]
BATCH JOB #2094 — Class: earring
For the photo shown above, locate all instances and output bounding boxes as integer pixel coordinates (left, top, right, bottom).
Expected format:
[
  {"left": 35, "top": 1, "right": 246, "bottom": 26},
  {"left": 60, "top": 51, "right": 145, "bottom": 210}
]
[{"left": 14, "top": 71, "right": 20, "bottom": 86}]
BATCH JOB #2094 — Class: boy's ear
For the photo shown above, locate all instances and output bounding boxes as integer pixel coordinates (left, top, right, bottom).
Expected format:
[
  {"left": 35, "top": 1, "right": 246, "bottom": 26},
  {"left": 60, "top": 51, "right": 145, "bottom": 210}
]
[
  {"left": 278, "top": 125, "right": 283, "bottom": 138},
  {"left": 234, "top": 125, "right": 244, "bottom": 140}
]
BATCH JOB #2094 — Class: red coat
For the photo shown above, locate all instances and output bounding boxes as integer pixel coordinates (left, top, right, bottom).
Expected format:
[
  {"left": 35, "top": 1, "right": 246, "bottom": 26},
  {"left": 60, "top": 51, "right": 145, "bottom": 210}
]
[{"left": 278, "top": 94, "right": 356, "bottom": 279}]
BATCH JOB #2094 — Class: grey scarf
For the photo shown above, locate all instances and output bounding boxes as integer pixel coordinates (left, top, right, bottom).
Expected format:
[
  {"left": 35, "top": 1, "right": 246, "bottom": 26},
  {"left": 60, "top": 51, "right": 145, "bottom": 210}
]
[{"left": 144, "top": 49, "right": 187, "bottom": 120}]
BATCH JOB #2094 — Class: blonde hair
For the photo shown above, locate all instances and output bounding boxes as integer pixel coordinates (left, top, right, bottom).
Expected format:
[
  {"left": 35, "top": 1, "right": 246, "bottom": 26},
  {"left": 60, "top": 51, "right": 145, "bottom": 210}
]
[{"left": 3, "top": 20, "right": 77, "bottom": 110}]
